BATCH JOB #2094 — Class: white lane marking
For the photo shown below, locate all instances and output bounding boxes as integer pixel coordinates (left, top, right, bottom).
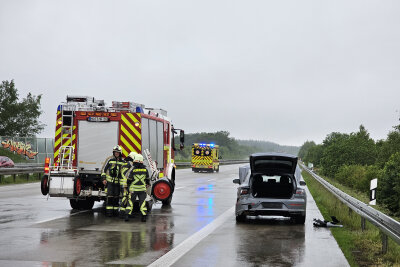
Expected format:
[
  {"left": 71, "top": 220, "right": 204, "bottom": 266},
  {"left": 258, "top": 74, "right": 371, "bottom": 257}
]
[
  {"left": 175, "top": 187, "right": 185, "bottom": 190},
  {"left": 148, "top": 205, "right": 235, "bottom": 267},
  {"left": 33, "top": 209, "right": 90, "bottom": 224}
]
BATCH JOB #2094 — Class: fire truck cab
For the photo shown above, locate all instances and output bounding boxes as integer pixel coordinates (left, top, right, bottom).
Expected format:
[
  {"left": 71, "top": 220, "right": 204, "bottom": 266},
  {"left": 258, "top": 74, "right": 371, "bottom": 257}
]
[
  {"left": 40, "top": 96, "right": 184, "bottom": 210},
  {"left": 191, "top": 143, "right": 220, "bottom": 173}
]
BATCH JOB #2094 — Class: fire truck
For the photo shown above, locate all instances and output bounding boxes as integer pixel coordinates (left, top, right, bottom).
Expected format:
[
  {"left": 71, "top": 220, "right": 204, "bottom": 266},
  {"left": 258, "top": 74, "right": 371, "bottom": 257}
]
[
  {"left": 191, "top": 143, "right": 220, "bottom": 173},
  {"left": 40, "top": 96, "right": 184, "bottom": 210}
]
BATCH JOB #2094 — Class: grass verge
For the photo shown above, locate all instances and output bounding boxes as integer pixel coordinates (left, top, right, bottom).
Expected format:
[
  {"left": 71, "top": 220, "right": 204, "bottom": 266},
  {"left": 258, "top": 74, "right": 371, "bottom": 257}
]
[
  {"left": 0, "top": 173, "right": 41, "bottom": 185},
  {"left": 303, "top": 170, "right": 400, "bottom": 266}
]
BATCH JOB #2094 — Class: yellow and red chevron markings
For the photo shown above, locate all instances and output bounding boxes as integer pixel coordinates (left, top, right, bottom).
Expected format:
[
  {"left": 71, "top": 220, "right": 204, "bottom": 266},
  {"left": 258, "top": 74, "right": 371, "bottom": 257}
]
[
  {"left": 119, "top": 113, "right": 142, "bottom": 157},
  {"left": 54, "top": 111, "right": 77, "bottom": 164}
]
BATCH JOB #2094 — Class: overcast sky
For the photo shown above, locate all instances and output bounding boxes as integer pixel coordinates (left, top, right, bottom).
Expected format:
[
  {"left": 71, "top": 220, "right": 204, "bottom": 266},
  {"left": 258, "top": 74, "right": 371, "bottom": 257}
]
[{"left": 1, "top": 1, "right": 400, "bottom": 146}]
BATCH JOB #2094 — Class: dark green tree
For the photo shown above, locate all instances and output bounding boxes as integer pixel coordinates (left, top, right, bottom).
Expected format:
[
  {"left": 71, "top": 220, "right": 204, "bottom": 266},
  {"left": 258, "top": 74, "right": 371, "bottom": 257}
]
[
  {"left": 298, "top": 141, "right": 316, "bottom": 160},
  {"left": 0, "top": 80, "right": 44, "bottom": 136},
  {"left": 378, "top": 152, "right": 400, "bottom": 215}
]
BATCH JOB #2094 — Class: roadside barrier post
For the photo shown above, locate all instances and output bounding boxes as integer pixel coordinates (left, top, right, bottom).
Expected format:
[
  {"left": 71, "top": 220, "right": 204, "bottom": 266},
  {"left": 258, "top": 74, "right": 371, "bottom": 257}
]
[{"left": 381, "top": 232, "right": 388, "bottom": 254}]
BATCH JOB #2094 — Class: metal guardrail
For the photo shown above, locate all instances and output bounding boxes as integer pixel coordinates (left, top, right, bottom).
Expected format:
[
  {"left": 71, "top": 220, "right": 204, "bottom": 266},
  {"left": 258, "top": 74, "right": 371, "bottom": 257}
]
[
  {"left": 0, "top": 167, "right": 44, "bottom": 175},
  {"left": 300, "top": 163, "right": 400, "bottom": 249},
  {"left": 175, "top": 160, "right": 248, "bottom": 167}
]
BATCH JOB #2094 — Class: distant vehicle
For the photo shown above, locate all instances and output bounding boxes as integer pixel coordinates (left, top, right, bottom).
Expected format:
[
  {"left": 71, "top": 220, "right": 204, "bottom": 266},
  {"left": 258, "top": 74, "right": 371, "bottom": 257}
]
[
  {"left": 233, "top": 153, "right": 307, "bottom": 224},
  {"left": 0, "top": 156, "right": 15, "bottom": 168},
  {"left": 191, "top": 143, "right": 220, "bottom": 173}
]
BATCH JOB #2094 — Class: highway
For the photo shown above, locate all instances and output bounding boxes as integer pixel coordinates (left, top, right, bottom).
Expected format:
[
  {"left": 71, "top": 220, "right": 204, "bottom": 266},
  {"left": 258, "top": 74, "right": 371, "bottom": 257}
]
[{"left": 0, "top": 165, "right": 348, "bottom": 266}]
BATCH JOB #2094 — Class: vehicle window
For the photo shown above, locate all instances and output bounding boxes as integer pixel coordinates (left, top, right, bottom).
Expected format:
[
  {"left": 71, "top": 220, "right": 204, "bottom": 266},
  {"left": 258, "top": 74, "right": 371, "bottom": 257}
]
[
  {"left": 259, "top": 175, "right": 292, "bottom": 184},
  {"left": 254, "top": 159, "right": 293, "bottom": 169}
]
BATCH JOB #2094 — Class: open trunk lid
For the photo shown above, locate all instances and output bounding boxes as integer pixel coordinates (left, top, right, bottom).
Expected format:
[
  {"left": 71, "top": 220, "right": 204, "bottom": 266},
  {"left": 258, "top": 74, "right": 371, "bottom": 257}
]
[{"left": 250, "top": 153, "right": 298, "bottom": 175}]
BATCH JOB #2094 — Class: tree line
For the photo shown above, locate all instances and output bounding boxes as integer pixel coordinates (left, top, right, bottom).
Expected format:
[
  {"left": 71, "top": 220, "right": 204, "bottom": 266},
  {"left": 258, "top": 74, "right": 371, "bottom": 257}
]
[
  {"left": 299, "top": 124, "right": 400, "bottom": 215},
  {"left": 175, "top": 131, "right": 300, "bottom": 161}
]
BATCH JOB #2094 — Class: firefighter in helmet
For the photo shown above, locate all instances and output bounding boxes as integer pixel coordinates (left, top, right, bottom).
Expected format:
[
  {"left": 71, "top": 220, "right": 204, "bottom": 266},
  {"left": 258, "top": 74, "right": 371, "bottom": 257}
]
[
  {"left": 124, "top": 153, "right": 150, "bottom": 222},
  {"left": 101, "top": 145, "right": 125, "bottom": 217},
  {"left": 120, "top": 151, "right": 137, "bottom": 218}
]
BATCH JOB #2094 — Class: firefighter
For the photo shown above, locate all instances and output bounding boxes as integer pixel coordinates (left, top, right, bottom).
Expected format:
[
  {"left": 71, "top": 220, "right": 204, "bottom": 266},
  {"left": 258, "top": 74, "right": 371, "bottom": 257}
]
[
  {"left": 124, "top": 154, "right": 150, "bottom": 222},
  {"left": 120, "top": 151, "right": 137, "bottom": 218},
  {"left": 101, "top": 145, "right": 125, "bottom": 217}
]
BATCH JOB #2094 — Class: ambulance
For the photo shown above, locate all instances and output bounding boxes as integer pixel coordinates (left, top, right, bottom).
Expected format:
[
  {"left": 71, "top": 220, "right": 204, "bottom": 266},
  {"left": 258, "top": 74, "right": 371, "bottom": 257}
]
[{"left": 191, "top": 143, "right": 220, "bottom": 172}]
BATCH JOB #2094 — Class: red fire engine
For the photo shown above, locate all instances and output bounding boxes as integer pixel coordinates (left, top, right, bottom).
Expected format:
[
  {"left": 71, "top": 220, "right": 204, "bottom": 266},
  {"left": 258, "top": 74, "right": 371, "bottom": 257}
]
[{"left": 40, "top": 96, "right": 184, "bottom": 210}]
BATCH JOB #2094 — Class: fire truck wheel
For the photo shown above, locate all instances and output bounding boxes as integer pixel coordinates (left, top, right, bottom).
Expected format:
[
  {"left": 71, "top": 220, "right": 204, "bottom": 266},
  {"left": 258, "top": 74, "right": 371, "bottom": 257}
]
[
  {"left": 73, "top": 177, "right": 82, "bottom": 196},
  {"left": 41, "top": 175, "right": 49, "bottom": 195},
  {"left": 162, "top": 196, "right": 172, "bottom": 206},
  {"left": 69, "top": 199, "right": 80, "bottom": 210},
  {"left": 82, "top": 199, "right": 95, "bottom": 210}
]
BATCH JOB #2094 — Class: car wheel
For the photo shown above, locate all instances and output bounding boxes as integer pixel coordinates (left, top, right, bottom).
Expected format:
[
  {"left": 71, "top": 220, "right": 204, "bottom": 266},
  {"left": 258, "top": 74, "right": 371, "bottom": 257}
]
[
  {"left": 236, "top": 214, "right": 246, "bottom": 223},
  {"left": 41, "top": 175, "right": 49, "bottom": 195},
  {"left": 294, "top": 214, "right": 306, "bottom": 224}
]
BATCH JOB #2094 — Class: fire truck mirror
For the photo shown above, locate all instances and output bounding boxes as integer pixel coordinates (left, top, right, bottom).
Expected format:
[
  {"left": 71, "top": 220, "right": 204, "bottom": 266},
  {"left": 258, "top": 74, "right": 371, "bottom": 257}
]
[{"left": 180, "top": 130, "right": 185, "bottom": 143}]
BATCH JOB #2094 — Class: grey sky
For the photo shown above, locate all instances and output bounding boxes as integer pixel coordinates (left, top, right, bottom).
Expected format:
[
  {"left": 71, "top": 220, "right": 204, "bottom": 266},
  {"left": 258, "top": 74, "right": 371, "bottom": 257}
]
[{"left": 1, "top": 0, "right": 400, "bottom": 146}]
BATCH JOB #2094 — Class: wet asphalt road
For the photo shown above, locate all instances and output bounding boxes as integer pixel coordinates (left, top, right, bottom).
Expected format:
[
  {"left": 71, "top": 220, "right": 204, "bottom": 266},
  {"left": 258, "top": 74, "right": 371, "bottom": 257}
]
[{"left": 0, "top": 165, "right": 348, "bottom": 267}]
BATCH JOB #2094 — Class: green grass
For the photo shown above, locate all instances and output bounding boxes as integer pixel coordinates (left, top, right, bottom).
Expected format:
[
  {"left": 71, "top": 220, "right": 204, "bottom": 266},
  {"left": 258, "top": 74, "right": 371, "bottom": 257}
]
[
  {"left": 303, "top": 170, "right": 400, "bottom": 266},
  {"left": 0, "top": 147, "right": 30, "bottom": 163},
  {"left": 0, "top": 173, "right": 42, "bottom": 185}
]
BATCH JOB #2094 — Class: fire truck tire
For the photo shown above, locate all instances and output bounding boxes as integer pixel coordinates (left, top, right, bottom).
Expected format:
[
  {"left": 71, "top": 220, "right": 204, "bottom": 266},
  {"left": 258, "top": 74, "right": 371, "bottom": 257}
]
[
  {"left": 162, "top": 196, "right": 172, "bottom": 206},
  {"left": 73, "top": 177, "right": 82, "bottom": 196},
  {"left": 41, "top": 175, "right": 49, "bottom": 195},
  {"left": 69, "top": 199, "right": 80, "bottom": 209},
  {"left": 69, "top": 199, "right": 95, "bottom": 210},
  {"left": 82, "top": 199, "right": 95, "bottom": 210}
]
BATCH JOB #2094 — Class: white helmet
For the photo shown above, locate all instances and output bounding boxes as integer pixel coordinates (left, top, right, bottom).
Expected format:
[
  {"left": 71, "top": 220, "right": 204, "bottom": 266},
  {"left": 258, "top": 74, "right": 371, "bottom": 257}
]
[
  {"left": 135, "top": 154, "right": 144, "bottom": 163},
  {"left": 113, "top": 145, "right": 122, "bottom": 153},
  {"left": 128, "top": 151, "right": 138, "bottom": 160}
]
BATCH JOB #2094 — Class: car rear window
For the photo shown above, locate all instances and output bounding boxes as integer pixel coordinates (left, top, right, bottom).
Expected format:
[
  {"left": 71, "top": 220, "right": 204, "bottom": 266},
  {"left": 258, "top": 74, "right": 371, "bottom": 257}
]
[{"left": 254, "top": 159, "right": 293, "bottom": 169}]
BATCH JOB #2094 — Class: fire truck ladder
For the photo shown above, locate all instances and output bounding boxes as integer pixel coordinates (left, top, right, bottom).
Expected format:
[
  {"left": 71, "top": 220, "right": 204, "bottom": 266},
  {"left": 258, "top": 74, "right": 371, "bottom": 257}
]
[
  {"left": 60, "top": 108, "right": 74, "bottom": 169},
  {"left": 59, "top": 146, "right": 74, "bottom": 169}
]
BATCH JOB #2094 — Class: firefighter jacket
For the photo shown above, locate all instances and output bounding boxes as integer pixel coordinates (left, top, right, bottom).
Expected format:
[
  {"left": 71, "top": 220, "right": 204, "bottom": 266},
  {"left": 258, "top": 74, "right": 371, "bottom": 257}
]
[
  {"left": 101, "top": 156, "right": 125, "bottom": 183},
  {"left": 121, "top": 159, "right": 134, "bottom": 187},
  {"left": 126, "top": 163, "right": 150, "bottom": 192}
]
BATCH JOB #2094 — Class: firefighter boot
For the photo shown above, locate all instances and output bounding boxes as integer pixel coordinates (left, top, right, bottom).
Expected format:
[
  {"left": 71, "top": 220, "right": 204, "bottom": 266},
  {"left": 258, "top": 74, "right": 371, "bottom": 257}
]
[
  {"left": 119, "top": 210, "right": 125, "bottom": 219},
  {"left": 141, "top": 215, "right": 147, "bottom": 222},
  {"left": 124, "top": 213, "right": 129, "bottom": 222}
]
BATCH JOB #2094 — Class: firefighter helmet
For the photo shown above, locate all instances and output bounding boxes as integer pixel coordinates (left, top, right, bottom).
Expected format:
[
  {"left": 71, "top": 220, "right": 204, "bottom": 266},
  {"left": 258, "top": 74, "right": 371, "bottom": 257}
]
[
  {"left": 135, "top": 154, "right": 144, "bottom": 163},
  {"left": 113, "top": 145, "right": 122, "bottom": 153},
  {"left": 128, "top": 151, "right": 137, "bottom": 160}
]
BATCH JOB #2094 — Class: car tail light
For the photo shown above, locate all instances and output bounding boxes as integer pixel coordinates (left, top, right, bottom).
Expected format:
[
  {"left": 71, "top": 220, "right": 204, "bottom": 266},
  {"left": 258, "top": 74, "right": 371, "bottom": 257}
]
[
  {"left": 295, "top": 189, "right": 305, "bottom": 195},
  {"left": 240, "top": 188, "right": 249, "bottom": 195}
]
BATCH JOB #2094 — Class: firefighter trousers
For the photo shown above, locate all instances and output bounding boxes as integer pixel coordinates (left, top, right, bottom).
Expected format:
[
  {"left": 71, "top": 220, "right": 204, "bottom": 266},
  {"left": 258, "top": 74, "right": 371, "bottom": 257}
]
[
  {"left": 120, "top": 188, "right": 130, "bottom": 214},
  {"left": 106, "top": 182, "right": 120, "bottom": 215},
  {"left": 125, "top": 191, "right": 147, "bottom": 216}
]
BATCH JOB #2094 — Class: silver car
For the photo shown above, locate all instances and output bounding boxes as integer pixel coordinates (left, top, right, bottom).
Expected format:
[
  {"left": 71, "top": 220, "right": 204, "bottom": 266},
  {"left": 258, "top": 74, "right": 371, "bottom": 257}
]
[{"left": 233, "top": 153, "right": 307, "bottom": 224}]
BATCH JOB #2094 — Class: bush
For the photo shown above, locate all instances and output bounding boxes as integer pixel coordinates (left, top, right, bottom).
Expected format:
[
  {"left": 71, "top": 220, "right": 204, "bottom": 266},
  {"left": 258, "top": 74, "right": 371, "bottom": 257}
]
[{"left": 335, "top": 165, "right": 380, "bottom": 193}]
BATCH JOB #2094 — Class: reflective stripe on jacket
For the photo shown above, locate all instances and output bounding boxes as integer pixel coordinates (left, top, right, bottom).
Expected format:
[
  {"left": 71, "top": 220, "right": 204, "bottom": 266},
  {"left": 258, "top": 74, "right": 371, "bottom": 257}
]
[
  {"left": 101, "top": 157, "right": 125, "bottom": 183},
  {"left": 128, "top": 165, "right": 149, "bottom": 192}
]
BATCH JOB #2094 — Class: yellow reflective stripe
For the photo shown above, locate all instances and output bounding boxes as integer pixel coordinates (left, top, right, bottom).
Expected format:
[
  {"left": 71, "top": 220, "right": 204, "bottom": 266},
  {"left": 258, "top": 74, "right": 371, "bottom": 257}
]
[
  {"left": 106, "top": 206, "right": 113, "bottom": 210},
  {"left": 120, "top": 134, "right": 135, "bottom": 155}
]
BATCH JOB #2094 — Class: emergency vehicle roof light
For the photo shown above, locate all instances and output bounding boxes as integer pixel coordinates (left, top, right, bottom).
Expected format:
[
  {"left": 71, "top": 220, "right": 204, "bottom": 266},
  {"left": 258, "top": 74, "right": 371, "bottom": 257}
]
[
  {"left": 210, "top": 144, "right": 215, "bottom": 147},
  {"left": 136, "top": 106, "right": 143, "bottom": 113}
]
